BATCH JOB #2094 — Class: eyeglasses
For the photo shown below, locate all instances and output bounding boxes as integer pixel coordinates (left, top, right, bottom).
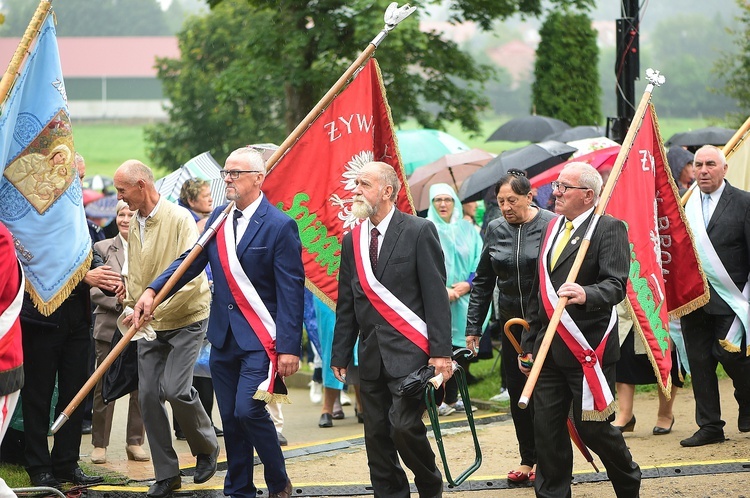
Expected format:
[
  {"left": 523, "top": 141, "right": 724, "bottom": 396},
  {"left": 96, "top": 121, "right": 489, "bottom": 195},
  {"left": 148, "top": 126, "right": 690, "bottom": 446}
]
[
  {"left": 432, "top": 197, "right": 455, "bottom": 205},
  {"left": 219, "top": 170, "right": 264, "bottom": 180},
  {"left": 551, "top": 181, "right": 590, "bottom": 194}
]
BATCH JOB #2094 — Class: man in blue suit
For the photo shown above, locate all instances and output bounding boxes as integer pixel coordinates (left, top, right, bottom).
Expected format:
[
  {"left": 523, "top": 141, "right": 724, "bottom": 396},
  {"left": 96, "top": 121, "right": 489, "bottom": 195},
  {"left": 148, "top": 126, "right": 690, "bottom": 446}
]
[{"left": 134, "top": 147, "right": 305, "bottom": 498}]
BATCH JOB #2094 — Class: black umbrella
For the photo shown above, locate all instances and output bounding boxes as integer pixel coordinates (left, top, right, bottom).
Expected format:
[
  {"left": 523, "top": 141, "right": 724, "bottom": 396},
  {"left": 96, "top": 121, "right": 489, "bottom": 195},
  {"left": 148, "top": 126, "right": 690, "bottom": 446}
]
[
  {"left": 665, "top": 126, "right": 735, "bottom": 147},
  {"left": 487, "top": 115, "right": 571, "bottom": 143},
  {"left": 398, "top": 365, "right": 444, "bottom": 405},
  {"left": 458, "top": 141, "right": 577, "bottom": 202},
  {"left": 543, "top": 125, "right": 606, "bottom": 143}
]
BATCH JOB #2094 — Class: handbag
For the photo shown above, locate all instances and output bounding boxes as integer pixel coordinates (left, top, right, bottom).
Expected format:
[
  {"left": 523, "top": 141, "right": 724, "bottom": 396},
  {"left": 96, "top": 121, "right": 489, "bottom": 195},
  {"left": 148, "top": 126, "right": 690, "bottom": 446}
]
[{"left": 102, "top": 328, "right": 139, "bottom": 404}]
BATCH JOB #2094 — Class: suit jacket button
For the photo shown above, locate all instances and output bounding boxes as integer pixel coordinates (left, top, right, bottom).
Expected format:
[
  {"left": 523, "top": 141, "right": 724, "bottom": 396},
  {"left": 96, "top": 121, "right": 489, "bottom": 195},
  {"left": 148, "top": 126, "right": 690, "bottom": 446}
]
[{"left": 228, "top": 304, "right": 234, "bottom": 310}]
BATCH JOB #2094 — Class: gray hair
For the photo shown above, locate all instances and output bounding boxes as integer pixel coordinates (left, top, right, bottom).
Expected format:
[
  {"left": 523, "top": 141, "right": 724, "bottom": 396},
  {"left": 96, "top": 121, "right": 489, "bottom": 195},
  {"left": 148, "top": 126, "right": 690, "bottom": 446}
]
[
  {"left": 227, "top": 146, "right": 266, "bottom": 172},
  {"left": 370, "top": 161, "right": 401, "bottom": 202},
  {"left": 118, "top": 159, "right": 154, "bottom": 185},
  {"left": 116, "top": 200, "right": 130, "bottom": 214},
  {"left": 565, "top": 161, "right": 602, "bottom": 200},
  {"left": 695, "top": 144, "right": 727, "bottom": 166}
]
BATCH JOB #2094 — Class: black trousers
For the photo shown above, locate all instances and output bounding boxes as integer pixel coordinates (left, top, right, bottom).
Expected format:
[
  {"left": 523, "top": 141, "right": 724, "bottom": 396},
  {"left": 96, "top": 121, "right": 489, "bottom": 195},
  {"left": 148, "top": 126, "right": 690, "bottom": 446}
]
[
  {"left": 21, "top": 294, "right": 90, "bottom": 477},
  {"left": 500, "top": 320, "right": 536, "bottom": 467},
  {"left": 360, "top": 368, "right": 443, "bottom": 498},
  {"left": 533, "top": 358, "right": 641, "bottom": 498},
  {"left": 681, "top": 308, "right": 750, "bottom": 433}
]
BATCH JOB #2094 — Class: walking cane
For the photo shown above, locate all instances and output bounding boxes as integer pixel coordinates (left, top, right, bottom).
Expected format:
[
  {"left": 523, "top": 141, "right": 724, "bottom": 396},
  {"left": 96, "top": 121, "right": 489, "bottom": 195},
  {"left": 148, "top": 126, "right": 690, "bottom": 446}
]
[
  {"left": 423, "top": 348, "right": 482, "bottom": 486},
  {"left": 504, "top": 318, "right": 599, "bottom": 473},
  {"left": 50, "top": 203, "right": 235, "bottom": 433}
]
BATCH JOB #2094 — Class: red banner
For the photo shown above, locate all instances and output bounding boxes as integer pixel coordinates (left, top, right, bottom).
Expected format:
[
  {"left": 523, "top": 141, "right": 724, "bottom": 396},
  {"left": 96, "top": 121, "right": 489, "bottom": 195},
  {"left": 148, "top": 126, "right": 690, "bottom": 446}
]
[
  {"left": 263, "top": 58, "right": 414, "bottom": 307},
  {"left": 605, "top": 104, "right": 708, "bottom": 391}
]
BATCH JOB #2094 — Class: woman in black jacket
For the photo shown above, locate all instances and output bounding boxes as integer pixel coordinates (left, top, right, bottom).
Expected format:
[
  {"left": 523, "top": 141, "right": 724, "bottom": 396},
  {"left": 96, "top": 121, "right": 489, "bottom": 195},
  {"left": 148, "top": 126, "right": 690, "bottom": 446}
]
[{"left": 465, "top": 171, "right": 555, "bottom": 483}]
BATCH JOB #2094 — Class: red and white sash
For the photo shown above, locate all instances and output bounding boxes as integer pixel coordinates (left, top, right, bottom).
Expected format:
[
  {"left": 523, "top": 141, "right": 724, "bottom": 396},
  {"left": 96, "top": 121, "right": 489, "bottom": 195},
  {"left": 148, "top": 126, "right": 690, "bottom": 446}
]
[
  {"left": 351, "top": 223, "right": 430, "bottom": 355},
  {"left": 216, "top": 214, "right": 289, "bottom": 403},
  {"left": 539, "top": 218, "right": 617, "bottom": 421}
]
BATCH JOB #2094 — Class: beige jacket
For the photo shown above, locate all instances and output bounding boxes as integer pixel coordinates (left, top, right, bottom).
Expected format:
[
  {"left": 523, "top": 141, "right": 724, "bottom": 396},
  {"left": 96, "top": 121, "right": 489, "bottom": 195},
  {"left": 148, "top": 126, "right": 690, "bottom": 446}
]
[{"left": 124, "top": 198, "right": 210, "bottom": 331}]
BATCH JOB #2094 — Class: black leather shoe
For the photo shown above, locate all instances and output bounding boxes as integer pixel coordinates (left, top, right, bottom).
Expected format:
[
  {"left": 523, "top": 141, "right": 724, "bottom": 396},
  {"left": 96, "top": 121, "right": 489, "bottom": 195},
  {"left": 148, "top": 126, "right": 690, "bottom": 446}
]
[
  {"left": 81, "top": 420, "right": 93, "bottom": 435},
  {"left": 30, "top": 472, "right": 61, "bottom": 489},
  {"left": 739, "top": 413, "right": 750, "bottom": 433},
  {"left": 213, "top": 425, "right": 224, "bottom": 437},
  {"left": 613, "top": 415, "right": 636, "bottom": 433},
  {"left": 653, "top": 416, "right": 675, "bottom": 435},
  {"left": 194, "top": 446, "right": 219, "bottom": 484},
  {"left": 318, "top": 413, "right": 333, "bottom": 428},
  {"left": 332, "top": 410, "right": 345, "bottom": 420},
  {"left": 277, "top": 432, "right": 288, "bottom": 446},
  {"left": 146, "top": 476, "right": 181, "bottom": 498},
  {"left": 680, "top": 430, "right": 726, "bottom": 447},
  {"left": 174, "top": 429, "right": 186, "bottom": 441},
  {"left": 56, "top": 467, "right": 104, "bottom": 485}
]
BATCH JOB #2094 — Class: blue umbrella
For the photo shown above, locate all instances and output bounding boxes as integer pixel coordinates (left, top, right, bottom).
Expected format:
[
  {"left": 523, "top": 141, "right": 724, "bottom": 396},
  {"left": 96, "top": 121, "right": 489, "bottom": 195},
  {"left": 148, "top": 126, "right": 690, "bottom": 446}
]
[
  {"left": 396, "top": 129, "right": 471, "bottom": 175},
  {"left": 85, "top": 194, "right": 118, "bottom": 219}
]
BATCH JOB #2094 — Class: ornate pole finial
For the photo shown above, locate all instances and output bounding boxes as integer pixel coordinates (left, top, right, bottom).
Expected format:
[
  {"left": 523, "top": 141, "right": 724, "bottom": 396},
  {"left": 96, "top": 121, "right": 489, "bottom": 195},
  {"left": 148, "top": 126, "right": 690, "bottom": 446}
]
[
  {"left": 372, "top": 3, "right": 417, "bottom": 47},
  {"left": 645, "top": 68, "right": 666, "bottom": 92}
]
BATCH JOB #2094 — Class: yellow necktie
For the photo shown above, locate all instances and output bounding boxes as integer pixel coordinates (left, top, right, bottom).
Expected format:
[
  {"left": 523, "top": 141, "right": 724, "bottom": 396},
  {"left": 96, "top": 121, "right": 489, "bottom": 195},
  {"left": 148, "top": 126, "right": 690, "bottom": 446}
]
[{"left": 551, "top": 221, "right": 574, "bottom": 269}]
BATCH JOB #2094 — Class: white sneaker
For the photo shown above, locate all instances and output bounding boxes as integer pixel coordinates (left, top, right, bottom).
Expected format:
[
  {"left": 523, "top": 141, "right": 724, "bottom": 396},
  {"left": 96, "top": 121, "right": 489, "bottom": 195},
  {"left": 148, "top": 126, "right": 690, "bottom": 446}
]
[
  {"left": 437, "top": 403, "right": 456, "bottom": 416},
  {"left": 340, "top": 391, "right": 352, "bottom": 406},
  {"left": 453, "top": 399, "right": 477, "bottom": 412},
  {"left": 490, "top": 388, "right": 510, "bottom": 402},
  {"left": 309, "top": 380, "right": 322, "bottom": 404}
]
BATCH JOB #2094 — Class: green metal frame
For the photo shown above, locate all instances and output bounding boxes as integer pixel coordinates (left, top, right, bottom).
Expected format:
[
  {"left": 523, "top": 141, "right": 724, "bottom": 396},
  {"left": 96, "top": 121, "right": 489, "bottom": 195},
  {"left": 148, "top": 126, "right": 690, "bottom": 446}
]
[{"left": 424, "top": 355, "right": 482, "bottom": 486}]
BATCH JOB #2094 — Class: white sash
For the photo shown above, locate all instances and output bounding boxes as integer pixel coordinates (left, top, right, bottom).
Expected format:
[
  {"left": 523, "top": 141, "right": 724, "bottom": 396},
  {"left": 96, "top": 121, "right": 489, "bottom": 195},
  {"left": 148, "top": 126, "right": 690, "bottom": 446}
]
[
  {"left": 685, "top": 190, "right": 750, "bottom": 353},
  {"left": 540, "top": 217, "right": 617, "bottom": 420},
  {"left": 353, "top": 223, "right": 429, "bottom": 355}
]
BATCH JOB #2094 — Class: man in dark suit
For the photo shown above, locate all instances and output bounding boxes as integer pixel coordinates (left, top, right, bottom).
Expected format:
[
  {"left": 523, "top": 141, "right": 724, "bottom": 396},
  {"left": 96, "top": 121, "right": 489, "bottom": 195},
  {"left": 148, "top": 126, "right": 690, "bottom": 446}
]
[
  {"left": 331, "top": 161, "right": 454, "bottom": 498},
  {"left": 680, "top": 145, "right": 750, "bottom": 447},
  {"left": 522, "top": 162, "right": 640, "bottom": 498},
  {"left": 135, "top": 147, "right": 304, "bottom": 498}
]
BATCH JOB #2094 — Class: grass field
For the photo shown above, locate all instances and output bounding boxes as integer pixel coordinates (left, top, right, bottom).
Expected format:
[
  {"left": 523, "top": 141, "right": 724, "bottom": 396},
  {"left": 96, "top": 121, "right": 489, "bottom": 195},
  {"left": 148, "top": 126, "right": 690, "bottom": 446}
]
[{"left": 70, "top": 115, "right": 714, "bottom": 179}]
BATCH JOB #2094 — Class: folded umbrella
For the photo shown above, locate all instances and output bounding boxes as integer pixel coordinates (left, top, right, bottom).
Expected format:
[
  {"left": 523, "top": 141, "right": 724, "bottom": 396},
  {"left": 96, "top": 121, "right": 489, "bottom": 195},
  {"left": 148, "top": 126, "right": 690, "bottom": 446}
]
[{"left": 397, "top": 365, "right": 444, "bottom": 405}]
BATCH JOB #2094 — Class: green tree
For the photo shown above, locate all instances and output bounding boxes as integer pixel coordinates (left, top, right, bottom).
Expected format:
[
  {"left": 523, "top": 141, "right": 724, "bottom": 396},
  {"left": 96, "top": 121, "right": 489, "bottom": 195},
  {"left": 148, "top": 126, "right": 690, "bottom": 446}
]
[
  {"left": 717, "top": 0, "right": 750, "bottom": 125},
  {"left": 532, "top": 9, "right": 601, "bottom": 125},
  {"left": 0, "top": 0, "right": 171, "bottom": 36},
  {"left": 147, "top": 0, "right": 593, "bottom": 169}
]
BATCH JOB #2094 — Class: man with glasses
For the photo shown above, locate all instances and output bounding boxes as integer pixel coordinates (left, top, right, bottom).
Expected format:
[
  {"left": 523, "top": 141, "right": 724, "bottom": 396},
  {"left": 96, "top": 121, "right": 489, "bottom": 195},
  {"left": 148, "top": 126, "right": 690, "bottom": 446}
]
[
  {"left": 134, "top": 147, "right": 304, "bottom": 498},
  {"left": 521, "top": 162, "right": 641, "bottom": 497},
  {"left": 680, "top": 145, "right": 750, "bottom": 447}
]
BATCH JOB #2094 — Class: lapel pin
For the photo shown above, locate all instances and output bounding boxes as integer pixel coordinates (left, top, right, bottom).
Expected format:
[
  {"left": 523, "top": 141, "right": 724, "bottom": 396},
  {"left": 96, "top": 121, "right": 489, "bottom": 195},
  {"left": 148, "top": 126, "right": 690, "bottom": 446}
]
[{"left": 571, "top": 237, "right": 580, "bottom": 245}]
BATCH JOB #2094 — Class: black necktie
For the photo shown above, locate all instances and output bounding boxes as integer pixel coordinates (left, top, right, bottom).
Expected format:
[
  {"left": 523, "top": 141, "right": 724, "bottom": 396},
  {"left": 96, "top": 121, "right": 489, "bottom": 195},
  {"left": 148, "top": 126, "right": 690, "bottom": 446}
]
[
  {"left": 233, "top": 210, "right": 242, "bottom": 241},
  {"left": 370, "top": 227, "right": 379, "bottom": 271}
]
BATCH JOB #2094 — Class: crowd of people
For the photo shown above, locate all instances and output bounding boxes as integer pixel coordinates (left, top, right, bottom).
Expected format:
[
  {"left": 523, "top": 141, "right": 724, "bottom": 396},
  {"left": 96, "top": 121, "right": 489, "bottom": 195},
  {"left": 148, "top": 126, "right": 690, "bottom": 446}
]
[{"left": 1, "top": 142, "right": 749, "bottom": 498}]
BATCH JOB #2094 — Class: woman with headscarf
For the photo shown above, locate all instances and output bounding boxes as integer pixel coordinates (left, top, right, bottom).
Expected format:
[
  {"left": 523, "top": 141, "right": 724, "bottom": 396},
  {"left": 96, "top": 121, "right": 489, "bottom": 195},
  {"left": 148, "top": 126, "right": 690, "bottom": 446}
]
[
  {"left": 426, "top": 183, "right": 484, "bottom": 415},
  {"left": 465, "top": 171, "right": 555, "bottom": 484}
]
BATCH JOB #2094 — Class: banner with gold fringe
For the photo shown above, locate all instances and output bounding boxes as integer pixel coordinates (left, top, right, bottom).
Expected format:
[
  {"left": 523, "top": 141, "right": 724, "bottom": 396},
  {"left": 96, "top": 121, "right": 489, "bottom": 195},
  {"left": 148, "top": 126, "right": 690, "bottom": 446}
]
[
  {"left": 605, "top": 103, "right": 709, "bottom": 393},
  {"left": 0, "top": 14, "right": 91, "bottom": 315},
  {"left": 263, "top": 58, "right": 414, "bottom": 309}
]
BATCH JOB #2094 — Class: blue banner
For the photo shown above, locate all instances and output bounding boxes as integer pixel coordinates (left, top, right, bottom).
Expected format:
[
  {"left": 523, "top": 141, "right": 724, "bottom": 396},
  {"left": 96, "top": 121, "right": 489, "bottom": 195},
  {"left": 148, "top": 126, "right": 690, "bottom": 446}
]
[{"left": 0, "top": 14, "right": 91, "bottom": 315}]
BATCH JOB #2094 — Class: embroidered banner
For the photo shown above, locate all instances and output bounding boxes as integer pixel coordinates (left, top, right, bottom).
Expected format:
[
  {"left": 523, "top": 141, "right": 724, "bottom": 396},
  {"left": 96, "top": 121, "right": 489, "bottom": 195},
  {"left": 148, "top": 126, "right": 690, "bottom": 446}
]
[
  {"left": 263, "top": 58, "right": 414, "bottom": 307},
  {"left": 604, "top": 103, "right": 708, "bottom": 392},
  {"left": 0, "top": 15, "right": 91, "bottom": 315}
]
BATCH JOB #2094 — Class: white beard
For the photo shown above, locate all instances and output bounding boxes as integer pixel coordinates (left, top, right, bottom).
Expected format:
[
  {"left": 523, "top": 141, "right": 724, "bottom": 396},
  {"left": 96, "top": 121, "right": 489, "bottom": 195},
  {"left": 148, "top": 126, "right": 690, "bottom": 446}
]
[{"left": 352, "top": 198, "right": 375, "bottom": 219}]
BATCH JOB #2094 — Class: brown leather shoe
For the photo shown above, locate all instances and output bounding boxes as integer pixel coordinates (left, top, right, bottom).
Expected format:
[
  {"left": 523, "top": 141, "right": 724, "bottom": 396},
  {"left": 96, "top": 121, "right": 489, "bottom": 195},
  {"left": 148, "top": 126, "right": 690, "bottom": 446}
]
[{"left": 269, "top": 480, "right": 292, "bottom": 498}]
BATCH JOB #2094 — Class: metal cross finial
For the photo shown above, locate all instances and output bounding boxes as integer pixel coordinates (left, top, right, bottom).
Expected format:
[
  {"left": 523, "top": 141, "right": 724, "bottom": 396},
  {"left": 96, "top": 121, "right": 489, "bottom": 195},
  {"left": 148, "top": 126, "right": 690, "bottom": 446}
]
[
  {"left": 372, "top": 3, "right": 417, "bottom": 47},
  {"left": 645, "top": 68, "right": 666, "bottom": 87}
]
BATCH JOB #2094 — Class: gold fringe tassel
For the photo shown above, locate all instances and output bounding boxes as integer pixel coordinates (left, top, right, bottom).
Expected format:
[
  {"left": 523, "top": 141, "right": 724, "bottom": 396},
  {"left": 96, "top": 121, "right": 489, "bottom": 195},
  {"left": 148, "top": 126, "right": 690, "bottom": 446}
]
[
  {"left": 253, "top": 390, "right": 292, "bottom": 405},
  {"left": 25, "top": 249, "right": 93, "bottom": 317},
  {"left": 718, "top": 339, "right": 742, "bottom": 354},
  {"left": 581, "top": 400, "right": 618, "bottom": 422}
]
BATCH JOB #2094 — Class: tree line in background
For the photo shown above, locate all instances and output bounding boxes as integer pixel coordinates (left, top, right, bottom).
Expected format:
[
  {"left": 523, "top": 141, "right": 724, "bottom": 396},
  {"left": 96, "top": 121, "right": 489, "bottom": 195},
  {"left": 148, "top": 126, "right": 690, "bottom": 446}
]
[{"left": 0, "top": 0, "right": 749, "bottom": 169}]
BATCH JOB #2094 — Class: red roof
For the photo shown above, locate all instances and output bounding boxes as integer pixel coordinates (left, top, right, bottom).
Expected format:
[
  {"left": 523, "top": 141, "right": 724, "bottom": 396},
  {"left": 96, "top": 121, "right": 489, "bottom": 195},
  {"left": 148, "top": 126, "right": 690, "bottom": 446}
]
[{"left": 0, "top": 37, "right": 180, "bottom": 78}]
